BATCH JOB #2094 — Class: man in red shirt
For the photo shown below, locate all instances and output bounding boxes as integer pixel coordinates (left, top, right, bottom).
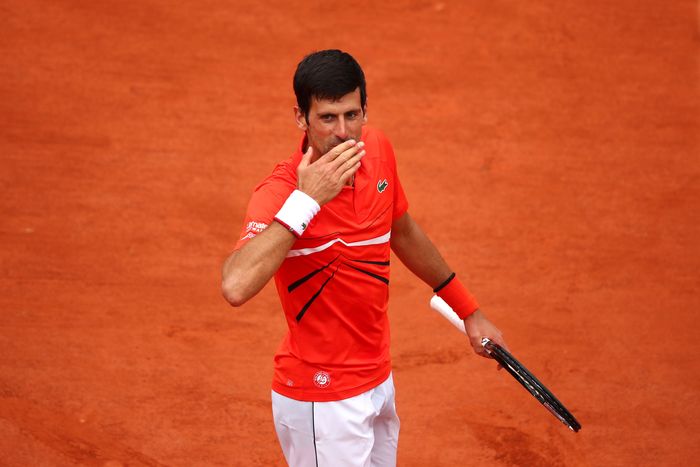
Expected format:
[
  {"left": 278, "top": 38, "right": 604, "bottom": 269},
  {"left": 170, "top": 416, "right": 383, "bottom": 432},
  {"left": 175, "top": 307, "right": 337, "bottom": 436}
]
[{"left": 222, "top": 49, "right": 506, "bottom": 467}]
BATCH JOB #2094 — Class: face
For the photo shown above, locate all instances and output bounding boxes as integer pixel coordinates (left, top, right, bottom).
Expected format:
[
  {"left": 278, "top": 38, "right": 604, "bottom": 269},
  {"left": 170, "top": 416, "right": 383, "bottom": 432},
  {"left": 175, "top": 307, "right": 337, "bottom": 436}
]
[{"left": 294, "top": 87, "right": 367, "bottom": 160}]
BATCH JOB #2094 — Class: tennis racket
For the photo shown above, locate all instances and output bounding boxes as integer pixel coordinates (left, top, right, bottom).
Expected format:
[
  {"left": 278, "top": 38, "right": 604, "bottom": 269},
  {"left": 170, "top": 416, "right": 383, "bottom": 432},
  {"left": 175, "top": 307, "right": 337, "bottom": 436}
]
[{"left": 430, "top": 295, "right": 581, "bottom": 432}]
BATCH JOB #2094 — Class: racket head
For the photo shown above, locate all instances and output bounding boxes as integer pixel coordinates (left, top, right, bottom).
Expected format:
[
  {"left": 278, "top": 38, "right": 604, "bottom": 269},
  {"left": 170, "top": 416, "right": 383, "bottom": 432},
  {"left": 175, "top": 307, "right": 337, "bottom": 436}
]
[{"left": 481, "top": 337, "right": 581, "bottom": 432}]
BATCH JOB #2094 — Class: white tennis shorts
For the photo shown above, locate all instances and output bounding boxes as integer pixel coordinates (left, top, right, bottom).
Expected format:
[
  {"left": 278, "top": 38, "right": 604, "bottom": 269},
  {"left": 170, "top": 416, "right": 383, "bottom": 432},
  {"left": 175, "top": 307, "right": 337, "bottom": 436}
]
[{"left": 271, "top": 374, "right": 400, "bottom": 467}]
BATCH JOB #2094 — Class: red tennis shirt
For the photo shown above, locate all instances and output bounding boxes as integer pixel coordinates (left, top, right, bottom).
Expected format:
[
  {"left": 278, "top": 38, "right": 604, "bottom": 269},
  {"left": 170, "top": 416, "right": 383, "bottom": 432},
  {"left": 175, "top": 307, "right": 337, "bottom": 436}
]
[{"left": 234, "top": 127, "right": 409, "bottom": 401}]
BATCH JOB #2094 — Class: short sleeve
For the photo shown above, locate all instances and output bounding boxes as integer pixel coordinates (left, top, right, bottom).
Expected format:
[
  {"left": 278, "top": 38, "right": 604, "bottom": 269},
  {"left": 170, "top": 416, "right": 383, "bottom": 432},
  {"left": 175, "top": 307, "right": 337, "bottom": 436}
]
[
  {"left": 392, "top": 162, "right": 409, "bottom": 220},
  {"left": 385, "top": 139, "right": 409, "bottom": 220},
  {"left": 233, "top": 177, "right": 294, "bottom": 251}
]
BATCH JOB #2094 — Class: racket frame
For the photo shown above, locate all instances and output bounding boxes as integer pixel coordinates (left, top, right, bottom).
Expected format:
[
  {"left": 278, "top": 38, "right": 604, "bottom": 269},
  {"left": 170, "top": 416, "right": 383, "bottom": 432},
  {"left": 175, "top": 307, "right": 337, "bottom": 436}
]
[{"left": 481, "top": 337, "right": 581, "bottom": 432}]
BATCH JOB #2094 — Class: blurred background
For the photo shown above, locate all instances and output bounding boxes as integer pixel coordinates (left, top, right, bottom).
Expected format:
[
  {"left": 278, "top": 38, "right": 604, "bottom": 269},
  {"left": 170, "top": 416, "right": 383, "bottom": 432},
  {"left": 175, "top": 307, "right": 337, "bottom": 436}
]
[{"left": 1, "top": 1, "right": 698, "bottom": 465}]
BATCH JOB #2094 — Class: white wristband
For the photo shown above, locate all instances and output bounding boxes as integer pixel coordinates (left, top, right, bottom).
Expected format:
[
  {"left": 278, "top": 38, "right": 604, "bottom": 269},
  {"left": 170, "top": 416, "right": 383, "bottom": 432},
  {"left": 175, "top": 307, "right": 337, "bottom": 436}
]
[{"left": 274, "top": 190, "right": 320, "bottom": 237}]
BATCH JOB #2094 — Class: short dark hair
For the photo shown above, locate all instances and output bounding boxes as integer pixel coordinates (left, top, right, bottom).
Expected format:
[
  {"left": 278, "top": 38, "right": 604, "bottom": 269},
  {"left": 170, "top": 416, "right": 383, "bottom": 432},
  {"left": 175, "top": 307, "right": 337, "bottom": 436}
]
[{"left": 293, "top": 49, "right": 367, "bottom": 120}]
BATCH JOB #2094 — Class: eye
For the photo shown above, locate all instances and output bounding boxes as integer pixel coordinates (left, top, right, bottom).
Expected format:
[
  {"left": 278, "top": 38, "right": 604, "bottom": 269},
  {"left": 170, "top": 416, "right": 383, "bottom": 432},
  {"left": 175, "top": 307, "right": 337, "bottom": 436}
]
[
  {"left": 346, "top": 111, "right": 359, "bottom": 120},
  {"left": 320, "top": 114, "right": 335, "bottom": 122}
]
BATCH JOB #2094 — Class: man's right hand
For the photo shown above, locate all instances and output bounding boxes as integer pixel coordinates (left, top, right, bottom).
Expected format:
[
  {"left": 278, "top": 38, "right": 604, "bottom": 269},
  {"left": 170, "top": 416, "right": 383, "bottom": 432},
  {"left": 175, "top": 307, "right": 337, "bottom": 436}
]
[{"left": 297, "top": 139, "right": 366, "bottom": 206}]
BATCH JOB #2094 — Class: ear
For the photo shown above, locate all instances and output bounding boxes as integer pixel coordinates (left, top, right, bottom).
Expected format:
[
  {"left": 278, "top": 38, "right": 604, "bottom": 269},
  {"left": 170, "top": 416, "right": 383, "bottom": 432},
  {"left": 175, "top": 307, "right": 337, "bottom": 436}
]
[
  {"left": 294, "top": 106, "right": 308, "bottom": 131},
  {"left": 362, "top": 103, "right": 368, "bottom": 124}
]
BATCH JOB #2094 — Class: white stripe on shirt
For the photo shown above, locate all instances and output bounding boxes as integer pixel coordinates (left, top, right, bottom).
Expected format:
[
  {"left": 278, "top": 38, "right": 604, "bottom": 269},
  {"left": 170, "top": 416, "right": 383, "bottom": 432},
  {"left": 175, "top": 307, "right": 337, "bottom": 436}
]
[{"left": 286, "top": 231, "right": 392, "bottom": 258}]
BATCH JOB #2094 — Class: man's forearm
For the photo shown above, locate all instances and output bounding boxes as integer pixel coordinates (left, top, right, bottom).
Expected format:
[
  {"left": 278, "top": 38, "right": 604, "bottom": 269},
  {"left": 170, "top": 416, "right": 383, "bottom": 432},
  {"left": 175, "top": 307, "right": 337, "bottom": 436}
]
[
  {"left": 221, "top": 222, "right": 296, "bottom": 306},
  {"left": 390, "top": 213, "right": 452, "bottom": 289},
  {"left": 391, "top": 213, "right": 507, "bottom": 357}
]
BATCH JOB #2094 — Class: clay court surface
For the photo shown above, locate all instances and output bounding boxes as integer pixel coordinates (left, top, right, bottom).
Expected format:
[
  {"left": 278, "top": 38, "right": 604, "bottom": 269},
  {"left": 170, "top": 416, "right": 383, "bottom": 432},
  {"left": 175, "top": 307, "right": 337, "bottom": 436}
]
[{"left": 2, "top": 1, "right": 699, "bottom": 465}]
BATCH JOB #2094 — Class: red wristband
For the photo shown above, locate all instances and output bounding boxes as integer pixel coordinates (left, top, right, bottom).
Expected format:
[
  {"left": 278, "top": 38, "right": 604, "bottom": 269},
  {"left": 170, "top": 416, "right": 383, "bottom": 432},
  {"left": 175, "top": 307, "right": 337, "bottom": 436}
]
[{"left": 434, "top": 273, "right": 479, "bottom": 319}]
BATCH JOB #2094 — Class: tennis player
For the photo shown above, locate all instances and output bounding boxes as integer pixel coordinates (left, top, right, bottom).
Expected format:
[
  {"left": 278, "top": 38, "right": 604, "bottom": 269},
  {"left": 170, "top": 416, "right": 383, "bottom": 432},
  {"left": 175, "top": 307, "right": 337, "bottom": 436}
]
[{"left": 222, "top": 49, "right": 507, "bottom": 467}]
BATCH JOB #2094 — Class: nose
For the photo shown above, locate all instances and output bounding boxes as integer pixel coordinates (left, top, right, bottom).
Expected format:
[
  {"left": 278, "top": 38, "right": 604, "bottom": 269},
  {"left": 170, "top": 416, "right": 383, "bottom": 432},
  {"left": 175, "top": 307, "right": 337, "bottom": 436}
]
[{"left": 334, "top": 117, "right": 348, "bottom": 140}]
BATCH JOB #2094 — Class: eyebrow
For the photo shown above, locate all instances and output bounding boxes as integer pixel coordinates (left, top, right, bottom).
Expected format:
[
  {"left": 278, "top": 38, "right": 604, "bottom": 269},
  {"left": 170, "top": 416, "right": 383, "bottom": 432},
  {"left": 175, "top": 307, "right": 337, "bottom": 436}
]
[{"left": 317, "top": 109, "right": 362, "bottom": 117}]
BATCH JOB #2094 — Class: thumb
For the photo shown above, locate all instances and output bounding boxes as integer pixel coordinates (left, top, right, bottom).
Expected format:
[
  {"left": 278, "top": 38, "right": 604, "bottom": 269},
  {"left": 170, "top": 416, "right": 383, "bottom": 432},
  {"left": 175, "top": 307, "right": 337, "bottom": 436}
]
[{"left": 299, "top": 146, "right": 313, "bottom": 169}]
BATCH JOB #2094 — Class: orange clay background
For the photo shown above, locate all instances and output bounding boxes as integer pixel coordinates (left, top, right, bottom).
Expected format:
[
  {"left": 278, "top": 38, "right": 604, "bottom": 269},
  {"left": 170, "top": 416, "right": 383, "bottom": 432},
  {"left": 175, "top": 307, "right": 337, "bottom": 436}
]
[{"left": 1, "top": 1, "right": 699, "bottom": 466}]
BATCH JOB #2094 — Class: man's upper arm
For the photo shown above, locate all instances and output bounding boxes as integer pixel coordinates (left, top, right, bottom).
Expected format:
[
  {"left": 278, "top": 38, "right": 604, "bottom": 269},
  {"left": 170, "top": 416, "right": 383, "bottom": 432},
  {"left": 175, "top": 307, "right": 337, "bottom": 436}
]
[{"left": 391, "top": 211, "right": 411, "bottom": 239}]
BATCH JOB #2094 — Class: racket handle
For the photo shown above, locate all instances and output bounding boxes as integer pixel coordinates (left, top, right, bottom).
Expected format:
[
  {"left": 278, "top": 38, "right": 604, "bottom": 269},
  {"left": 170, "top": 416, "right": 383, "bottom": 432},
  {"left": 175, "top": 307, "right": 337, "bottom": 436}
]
[{"left": 429, "top": 295, "right": 467, "bottom": 334}]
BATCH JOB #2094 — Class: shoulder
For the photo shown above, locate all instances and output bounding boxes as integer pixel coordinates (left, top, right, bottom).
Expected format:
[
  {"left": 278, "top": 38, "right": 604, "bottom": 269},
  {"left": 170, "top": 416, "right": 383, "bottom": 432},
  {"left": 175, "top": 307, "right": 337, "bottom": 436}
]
[
  {"left": 254, "top": 155, "right": 297, "bottom": 192},
  {"left": 362, "top": 126, "right": 393, "bottom": 150},
  {"left": 362, "top": 126, "right": 397, "bottom": 164},
  {"left": 248, "top": 155, "right": 297, "bottom": 209},
  {"left": 362, "top": 126, "right": 399, "bottom": 172}
]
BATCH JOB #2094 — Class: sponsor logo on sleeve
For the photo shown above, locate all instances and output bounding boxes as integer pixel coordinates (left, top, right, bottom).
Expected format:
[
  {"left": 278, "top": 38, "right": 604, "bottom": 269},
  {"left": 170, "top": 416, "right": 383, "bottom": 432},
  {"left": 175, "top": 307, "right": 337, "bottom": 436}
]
[
  {"left": 240, "top": 221, "right": 269, "bottom": 240},
  {"left": 377, "top": 179, "right": 389, "bottom": 193}
]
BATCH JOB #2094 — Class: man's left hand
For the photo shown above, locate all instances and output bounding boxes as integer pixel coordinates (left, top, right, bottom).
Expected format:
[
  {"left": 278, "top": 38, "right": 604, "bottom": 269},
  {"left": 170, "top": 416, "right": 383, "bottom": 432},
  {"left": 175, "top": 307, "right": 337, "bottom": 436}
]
[{"left": 463, "top": 310, "right": 508, "bottom": 369}]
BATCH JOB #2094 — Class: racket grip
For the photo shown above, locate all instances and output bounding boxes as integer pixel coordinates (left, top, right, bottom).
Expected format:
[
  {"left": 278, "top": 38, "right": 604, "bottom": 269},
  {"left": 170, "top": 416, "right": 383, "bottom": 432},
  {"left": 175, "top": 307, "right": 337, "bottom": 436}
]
[{"left": 429, "top": 295, "right": 467, "bottom": 334}]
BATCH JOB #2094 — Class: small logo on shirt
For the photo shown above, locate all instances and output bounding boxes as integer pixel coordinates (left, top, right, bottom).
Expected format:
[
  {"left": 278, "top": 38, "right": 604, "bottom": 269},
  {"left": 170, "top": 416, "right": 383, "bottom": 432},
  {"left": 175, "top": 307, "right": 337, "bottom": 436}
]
[
  {"left": 377, "top": 179, "right": 388, "bottom": 193},
  {"left": 241, "top": 221, "right": 269, "bottom": 240},
  {"left": 246, "top": 221, "right": 268, "bottom": 233},
  {"left": 313, "top": 371, "right": 331, "bottom": 388}
]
